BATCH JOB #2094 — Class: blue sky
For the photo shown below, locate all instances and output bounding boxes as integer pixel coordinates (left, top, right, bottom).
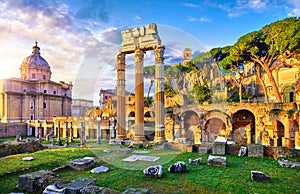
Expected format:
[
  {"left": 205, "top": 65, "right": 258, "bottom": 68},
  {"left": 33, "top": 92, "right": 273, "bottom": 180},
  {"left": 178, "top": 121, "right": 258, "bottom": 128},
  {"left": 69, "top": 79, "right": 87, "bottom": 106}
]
[{"left": 0, "top": 0, "right": 299, "bottom": 103}]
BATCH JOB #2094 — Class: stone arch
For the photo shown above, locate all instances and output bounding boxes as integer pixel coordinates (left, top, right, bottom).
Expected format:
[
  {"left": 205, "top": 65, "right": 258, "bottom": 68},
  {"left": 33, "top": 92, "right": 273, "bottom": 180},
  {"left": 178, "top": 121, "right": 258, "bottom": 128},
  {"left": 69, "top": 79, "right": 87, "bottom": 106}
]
[
  {"left": 202, "top": 110, "right": 231, "bottom": 143},
  {"left": 204, "top": 118, "right": 226, "bottom": 143},
  {"left": 232, "top": 109, "right": 255, "bottom": 144},
  {"left": 176, "top": 110, "right": 201, "bottom": 144},
  {"left": 144, "top": 111, "right": 154, "bottom": 118},
  {"left": 283, "top": 85, "right": 295, "bottom": 102},
  {"left": 128, "top": 112, "right": 135, "bottom": 117},
  {"left": 276, "top": 120, "right": 285, "bottom": 146}
]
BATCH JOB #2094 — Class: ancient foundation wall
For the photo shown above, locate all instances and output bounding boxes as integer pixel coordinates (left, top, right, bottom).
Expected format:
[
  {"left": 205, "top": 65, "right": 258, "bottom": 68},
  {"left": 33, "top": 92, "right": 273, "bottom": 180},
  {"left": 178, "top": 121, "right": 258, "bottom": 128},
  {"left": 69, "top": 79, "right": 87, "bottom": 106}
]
[{"left": 0, "top": 123, "right": 27, "bottom": 137}]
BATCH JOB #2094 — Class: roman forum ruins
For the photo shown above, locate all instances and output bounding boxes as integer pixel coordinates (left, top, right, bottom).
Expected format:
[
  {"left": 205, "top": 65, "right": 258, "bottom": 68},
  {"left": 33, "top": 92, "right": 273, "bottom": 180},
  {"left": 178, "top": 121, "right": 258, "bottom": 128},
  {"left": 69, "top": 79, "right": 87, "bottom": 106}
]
[{"left": 116, "top": 23, "right": 165, "bottom": 143}]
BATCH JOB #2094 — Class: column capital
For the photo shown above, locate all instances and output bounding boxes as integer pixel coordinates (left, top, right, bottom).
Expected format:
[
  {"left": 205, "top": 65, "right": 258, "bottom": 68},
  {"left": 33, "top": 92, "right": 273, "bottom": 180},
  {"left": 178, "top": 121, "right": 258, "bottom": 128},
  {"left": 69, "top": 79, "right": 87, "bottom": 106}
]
[
  {"left": 117, "top": 52, "right": 126, "bottom": 70},
  {"left": 135, "top": 49, "right": 145, "bottom": 63},
  {"left": 155, "top": 46, "right": 165, "bottom": 64}
]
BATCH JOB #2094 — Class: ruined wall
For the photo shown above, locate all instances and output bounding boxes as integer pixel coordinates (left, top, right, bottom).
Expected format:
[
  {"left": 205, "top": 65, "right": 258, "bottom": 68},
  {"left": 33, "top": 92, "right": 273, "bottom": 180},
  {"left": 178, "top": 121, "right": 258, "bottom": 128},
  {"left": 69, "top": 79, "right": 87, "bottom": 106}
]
[{"left": 0, "top": 123, "right": 27, "bottom": 137}]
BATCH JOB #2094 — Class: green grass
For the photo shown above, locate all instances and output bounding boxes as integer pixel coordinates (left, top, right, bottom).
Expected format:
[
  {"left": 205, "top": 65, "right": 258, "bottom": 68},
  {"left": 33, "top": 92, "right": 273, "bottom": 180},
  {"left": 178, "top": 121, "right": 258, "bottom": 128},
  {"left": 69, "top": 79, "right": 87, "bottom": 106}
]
[{"left": 0, "top": 143, "right": 299, "bottom": 194}]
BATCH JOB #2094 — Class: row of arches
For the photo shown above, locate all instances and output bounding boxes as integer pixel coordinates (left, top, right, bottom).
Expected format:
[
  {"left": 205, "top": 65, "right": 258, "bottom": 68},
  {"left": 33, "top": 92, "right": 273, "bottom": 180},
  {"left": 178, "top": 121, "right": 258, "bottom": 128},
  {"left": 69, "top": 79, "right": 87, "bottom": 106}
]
[{"left": 176, "top": 109, "right": 297, "bottom": 147}]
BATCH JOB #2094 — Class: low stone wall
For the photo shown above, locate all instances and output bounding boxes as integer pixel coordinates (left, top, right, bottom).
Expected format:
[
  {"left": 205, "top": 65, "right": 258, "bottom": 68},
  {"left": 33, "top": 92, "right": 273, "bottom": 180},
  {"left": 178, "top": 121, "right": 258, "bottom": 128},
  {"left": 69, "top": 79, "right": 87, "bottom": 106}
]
[
  {"left": 226, "top": 144, "right": 300, "bottom": 159},
  {"left": 0, "top": 141, "right": 45, "bottom": 158},
  {"left": 264, "top": 146, "right": 300, "bottom": 159},
  {"left": 0, "top": 123, "right": 27, "bottom": 138}
]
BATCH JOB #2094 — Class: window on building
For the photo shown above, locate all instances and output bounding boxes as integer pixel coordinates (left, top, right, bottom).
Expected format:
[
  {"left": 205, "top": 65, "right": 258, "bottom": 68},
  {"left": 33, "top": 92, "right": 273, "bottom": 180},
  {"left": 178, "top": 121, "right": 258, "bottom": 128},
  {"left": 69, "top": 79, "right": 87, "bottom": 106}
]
[
  {"left": 54, "top": 91, "right": 56, "bottom": 95},
  {"left": 30, "top": 114, "right": 34, "bottom": 120},
  {"left": 44, "top": 90, "right": 47, "bottom": 93},
  {"left": 32, "top": 74, "right": 36, "bottom": 79},
  {"left": 252, "top": 83, "right": 256, "bottom": 88},
  {"left": 43, "top": 102, "right": 47, "bottom": 109},
  {"left": 30, "top": 102, "right": 34, "bottom": 110},
  {"left": 105, "top": 96, "right": 108, "bottom": 99},
  {"left": 43, "top": 75, "right": 46, "bottom": 80},
  {"left": 128, "top": 97, "right": 131, "bottom": 101}
]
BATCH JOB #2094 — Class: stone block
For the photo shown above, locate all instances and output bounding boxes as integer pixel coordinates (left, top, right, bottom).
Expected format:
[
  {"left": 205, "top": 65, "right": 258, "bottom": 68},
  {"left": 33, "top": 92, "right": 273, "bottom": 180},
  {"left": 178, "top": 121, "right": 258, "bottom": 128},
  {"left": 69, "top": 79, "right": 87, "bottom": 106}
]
[
  {"left": 238, "top": 146, "right": 247, "bottom": 157},
  {"left": 198, "top": 147, "right": 208, "bottom": 155},
  {"left": 226, "top": 144, "right": 241, "bottom": 155},
  {"left": 90, "top": 166, "right": 109, "bottom": 173},
  {"left": 213, "top": 142, "right": 226, "bottom": 155},
  {"left": 251, "top": 171, "right": 271, "bottom": 182},
  {"left": 143, "top": 165, "right": 163, "bottom": 178},
  {"left": 207, "top": 155, "right": 226, "bottom": 167},
  {"left": 123, "top": 188, "right": 150, "bottom": 194},
  {"left": 67, "top": 157, "right": 95, "bottom": 170},
  {"left": 60, "top": 177, "right": 96, "bottom": 194},
  {"left": 17, "top": 170, "right": 56, "bottom": 193},
  {"left": 168, "top": 161, "right": 188, "bottom": 173},
  {"left": 248, "top": 144, "right": 264, "bottom": 158},
  {"left": 189, "top": 158, "right": 202, "bottom": 165}
]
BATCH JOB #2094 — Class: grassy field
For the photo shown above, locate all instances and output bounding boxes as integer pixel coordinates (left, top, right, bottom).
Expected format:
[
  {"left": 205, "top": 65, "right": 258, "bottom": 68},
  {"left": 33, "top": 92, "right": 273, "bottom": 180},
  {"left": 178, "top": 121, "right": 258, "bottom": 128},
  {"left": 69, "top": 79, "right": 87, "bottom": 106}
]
[{"left": 0, "top": 142, "right": 299, "bottom": 194}]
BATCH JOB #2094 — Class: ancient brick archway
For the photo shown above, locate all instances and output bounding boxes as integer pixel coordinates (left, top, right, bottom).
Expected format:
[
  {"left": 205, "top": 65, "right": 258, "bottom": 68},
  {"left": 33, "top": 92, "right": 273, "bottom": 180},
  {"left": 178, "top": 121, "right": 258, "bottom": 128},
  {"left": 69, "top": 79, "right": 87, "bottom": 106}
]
[
  {"left": 177, "top": 110, "right": 201, "bottom": 144},
  {"left": 232, "top": 109, "right": 255, "bottom": 144},
  {"left": 116, "top": 23, "right": 165, "bottom": 143}
]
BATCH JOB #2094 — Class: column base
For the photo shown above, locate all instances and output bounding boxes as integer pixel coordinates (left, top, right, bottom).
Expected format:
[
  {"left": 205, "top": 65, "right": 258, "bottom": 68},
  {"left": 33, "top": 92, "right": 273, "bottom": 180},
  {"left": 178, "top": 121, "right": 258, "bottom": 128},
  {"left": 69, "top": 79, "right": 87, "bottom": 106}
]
[
  {"left": 133, "top": 135, "right": 145, "bottom": 143},
  {"left": 154, "top": 136, "right": 166, "bottom": 143},
  {"left": 115, "top": 135, "right": 125, "bottom": 141}
]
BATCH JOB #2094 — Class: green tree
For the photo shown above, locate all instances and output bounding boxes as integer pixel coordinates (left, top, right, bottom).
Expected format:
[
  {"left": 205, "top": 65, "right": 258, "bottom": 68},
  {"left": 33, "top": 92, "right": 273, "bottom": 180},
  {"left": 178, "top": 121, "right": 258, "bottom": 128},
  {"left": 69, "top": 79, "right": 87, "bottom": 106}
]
[
  {"left": 219, "top": 55, "right": 245, "bottom": 103},
  {"left": 144, "top": 65, "right": 156, "bottom": 99},
  {"left": 164, "top": 65, "right": 187, "bottom": 92},
  {"left": 144, "top": 96, "right": 153, "bottom": 107},
  {"left": 229, "top": 17, "right": 300, "bottom": 102},
  {"left": 194, "top": 83, "right": 211, "bottom": 104},
  {"left": 164, "top": 83, "right": 178, "bottom": 97}
]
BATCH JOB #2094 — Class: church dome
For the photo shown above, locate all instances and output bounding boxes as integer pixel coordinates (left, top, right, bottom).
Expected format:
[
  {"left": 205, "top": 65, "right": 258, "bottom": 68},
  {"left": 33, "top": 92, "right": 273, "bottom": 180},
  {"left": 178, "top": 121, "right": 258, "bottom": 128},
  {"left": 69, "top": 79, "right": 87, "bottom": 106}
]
[{"left": 20, "top": 42, "right": 52, "bottom": 81}]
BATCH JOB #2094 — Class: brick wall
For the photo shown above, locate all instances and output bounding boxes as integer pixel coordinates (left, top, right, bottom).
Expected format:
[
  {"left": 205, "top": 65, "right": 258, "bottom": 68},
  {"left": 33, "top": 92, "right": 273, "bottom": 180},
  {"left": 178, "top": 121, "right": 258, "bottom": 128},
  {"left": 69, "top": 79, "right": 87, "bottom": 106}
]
[{"left": 0, "top": 123, "right": 27, "bottom": 137}]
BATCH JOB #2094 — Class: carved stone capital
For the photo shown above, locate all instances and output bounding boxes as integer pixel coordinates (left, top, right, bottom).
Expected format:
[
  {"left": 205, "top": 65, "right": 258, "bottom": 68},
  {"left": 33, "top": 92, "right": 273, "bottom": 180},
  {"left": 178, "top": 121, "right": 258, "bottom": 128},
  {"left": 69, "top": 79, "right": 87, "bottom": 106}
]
[
  {"left": 135, "top": 50, "right": 145, "bottom": 63},
  {"left": 155, "top": 46, "right": 164, "bottom": 64},
  {"left": 117, "top": 52, "right": 126, "bottom": 70}
]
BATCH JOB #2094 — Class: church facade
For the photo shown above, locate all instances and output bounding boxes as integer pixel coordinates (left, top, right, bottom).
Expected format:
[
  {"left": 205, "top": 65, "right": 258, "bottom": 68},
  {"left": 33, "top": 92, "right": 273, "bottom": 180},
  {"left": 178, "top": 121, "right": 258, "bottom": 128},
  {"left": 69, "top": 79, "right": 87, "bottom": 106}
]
[{"left": 0, "top": 42, "right": 72, "bottom": 135}]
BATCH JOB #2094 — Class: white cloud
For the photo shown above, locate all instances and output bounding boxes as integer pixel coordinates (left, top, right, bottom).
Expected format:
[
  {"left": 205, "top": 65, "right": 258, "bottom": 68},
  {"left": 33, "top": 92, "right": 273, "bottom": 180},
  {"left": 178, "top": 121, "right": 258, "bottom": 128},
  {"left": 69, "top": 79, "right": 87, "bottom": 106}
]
[
  {"left": 288, "top": 8, "right": 300, "bottom": 16},
  {"left": 248, "top": 0, "right": 267, "bottom": 10},
  {"left": 188, "top": 16, "right": 211, "bottom": 22},
  {"left": 134, "top": 15, "right": 142, "bottom": 21},
  {"left": 218, "top": 0, "right": 269, "bottom": 18},
  {"left": 181, "top": 2, "right": 198, "bottom": 8}
]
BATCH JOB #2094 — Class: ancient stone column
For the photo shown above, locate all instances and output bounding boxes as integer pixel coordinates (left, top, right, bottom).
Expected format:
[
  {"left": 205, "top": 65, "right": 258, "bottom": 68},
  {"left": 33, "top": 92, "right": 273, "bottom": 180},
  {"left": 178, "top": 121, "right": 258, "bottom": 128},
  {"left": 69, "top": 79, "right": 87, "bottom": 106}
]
[
  {"left": 116, "top": 52, "right": 126, "bottom": 141},
  {"left": 154, "top": 46, "right": 166, "bottom": 142},
  {"left": 245, "top": 129, "right": 251, "bottom": 144},
  {"left": 133, "top": 50, "right": 146, "bottom": 143}
]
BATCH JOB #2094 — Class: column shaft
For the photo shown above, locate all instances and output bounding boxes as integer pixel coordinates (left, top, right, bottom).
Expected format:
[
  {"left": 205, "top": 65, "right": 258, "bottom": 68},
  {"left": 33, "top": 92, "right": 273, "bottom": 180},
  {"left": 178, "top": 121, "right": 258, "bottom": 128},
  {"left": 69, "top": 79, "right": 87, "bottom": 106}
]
[
  {"left": 154, "top": 46, "right": 166, "bottom": 142},
  {"left": 116, "top": 53, "right": 126, "bottom": 140},
  {"left": 133, "top": 50, "right": 145, "bottom": 142}
]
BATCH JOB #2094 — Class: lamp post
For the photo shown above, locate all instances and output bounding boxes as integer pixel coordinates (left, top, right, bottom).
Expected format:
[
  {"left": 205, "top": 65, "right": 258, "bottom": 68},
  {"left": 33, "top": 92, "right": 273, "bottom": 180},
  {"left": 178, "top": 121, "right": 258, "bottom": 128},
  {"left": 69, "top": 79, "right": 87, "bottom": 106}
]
[
  {"left": 65, "top": 120, "right": 69, "bottom": 147},
  {"left": 70, "top": 121, "right": 73, "bottom": 142},
  {"left": 51, "top": 120, "right": 55, "bottom": 146},
  {"left": 38, "top": 120, "right": 42, "bottom": 144},
  {"left": 97, "top": 116, "right": 101, "bottom": 144}
]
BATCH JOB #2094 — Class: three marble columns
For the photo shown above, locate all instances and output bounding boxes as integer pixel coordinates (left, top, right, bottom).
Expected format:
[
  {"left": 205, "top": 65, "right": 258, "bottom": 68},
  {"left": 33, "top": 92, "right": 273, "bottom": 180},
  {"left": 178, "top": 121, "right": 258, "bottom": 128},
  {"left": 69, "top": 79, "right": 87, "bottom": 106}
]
[{"left": 116, "top": 46, "right": 166, "bottom": 143}]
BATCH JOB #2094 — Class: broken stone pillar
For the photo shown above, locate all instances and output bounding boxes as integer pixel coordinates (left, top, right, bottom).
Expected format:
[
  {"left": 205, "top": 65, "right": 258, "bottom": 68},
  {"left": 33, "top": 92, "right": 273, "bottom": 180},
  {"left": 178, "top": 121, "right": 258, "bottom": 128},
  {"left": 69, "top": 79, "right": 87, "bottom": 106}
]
[
  {"left": 116, "top": 52, "right": 126, "bottom": 141},
  {"left": 133, "top": 50, "right": 146, "bottom": 143},
  {"left": 154, "top": 46, "right": 166, "bottom": 143}
]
